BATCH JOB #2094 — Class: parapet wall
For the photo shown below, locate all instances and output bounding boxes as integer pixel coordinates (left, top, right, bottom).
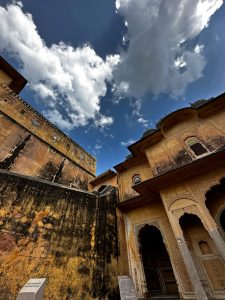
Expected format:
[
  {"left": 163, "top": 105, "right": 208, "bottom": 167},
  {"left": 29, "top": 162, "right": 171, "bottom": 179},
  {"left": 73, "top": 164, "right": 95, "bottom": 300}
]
[{"left": 0, "top": 170, "right": 126, "bottom": 299}]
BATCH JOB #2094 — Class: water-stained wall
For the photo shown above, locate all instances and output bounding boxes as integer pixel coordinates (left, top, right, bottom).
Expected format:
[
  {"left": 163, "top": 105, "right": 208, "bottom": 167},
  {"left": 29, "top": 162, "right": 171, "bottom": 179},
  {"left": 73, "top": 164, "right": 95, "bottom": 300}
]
[
  {"left": 0, "top": 84, "right": 96, "bottom": 175},
  {"left": 145, "top": 101, "right": 225, "bottom": 177},
  {"left": 0, "top": 170, "right": 126, "bottom": 300},
  {"left": 0, "top": 112, "right": 94, "bottom": 190}
]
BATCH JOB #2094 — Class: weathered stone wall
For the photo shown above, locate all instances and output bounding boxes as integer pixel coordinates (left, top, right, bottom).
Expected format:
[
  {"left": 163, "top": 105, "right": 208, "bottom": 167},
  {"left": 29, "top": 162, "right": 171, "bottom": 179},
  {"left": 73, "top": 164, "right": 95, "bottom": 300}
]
[
  {"left": 89, "top": 174, "right": 118, "bottom": 193},
  {"left": 180, "top": 214, "right": 225, "bottom": 295},
  {"left": 0, "top": 69, "right": 12, "bottom": 87},
  {"left": 118, "top": 159, "right": 153, "bottom": 202},
  {"left": 0, "top": 170, "right": 126, "bottom": 300},
  {"left": 0, "top": 112, "right": 94, "bottom": 190},
  {"left": 0, "top": 84, "right": 96, "bottom": 177},
  {"left": 116, "top": 97, "right": 225, "bottom": 204},
  {"left": 123, "top": 199, "right": 194, "bottom": 299},
  {"left": 159, "top": 163, "right": 225, "bottom": 299},
  {"left": 145, "top": 103, "right": 225, "bottom": 176}
]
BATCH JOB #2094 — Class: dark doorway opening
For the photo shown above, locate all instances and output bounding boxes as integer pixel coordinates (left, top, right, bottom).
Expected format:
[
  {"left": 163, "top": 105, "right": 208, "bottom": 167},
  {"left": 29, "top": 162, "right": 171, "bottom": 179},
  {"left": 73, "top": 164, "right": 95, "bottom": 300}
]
[
  {"left": 220, "top": 209, "right": 225, "bottom": 232},
  {"left": 139, "top": 225, "right": 178, "bottom": 297},
  {"left": 205, "top": 177, "right": 225, "bottom": 234}
]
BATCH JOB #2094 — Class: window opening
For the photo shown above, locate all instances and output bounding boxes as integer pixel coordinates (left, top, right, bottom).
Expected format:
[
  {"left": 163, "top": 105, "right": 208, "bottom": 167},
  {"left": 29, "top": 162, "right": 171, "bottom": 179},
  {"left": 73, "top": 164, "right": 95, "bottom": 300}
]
[
  {"left": 52, "top": 133, "right": 60, "bottom": 142},
  {"left": 133, "top": 174, "right": 141, "bottom": 185},
  {"left": 31, "top": 119, "right": 41, "bottom": 127},
  {"left": 20, "top": 109, "right": 26, "bottom": 115},
  {"left": 199, "top": 241, "right": 213, "bottom": 255},
  {"left": 185, "top": 137, "right": 208, "bottom": 156}
]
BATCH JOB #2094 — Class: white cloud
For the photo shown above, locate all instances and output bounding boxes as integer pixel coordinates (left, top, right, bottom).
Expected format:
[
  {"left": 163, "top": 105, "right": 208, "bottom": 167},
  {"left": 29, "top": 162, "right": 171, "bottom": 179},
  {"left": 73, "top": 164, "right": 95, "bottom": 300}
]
[
  {"left": 0, "top": 0, "right": 222, "bottom": 132},
  {"left": 194, "top": 44, "right": 204, "bottom": 54},
  {"left": 137, "top": 117, "right": 148, "bottom": 128},
  {"left": 43, "top": 109, "right": 74, "bottom": 131},
  {"left": 174, "top": 56, "right": 187, "bottom": 68},
  {"left": 94, "top": 115, "right": 114, "bottom": 128},
  {"left": 215, "top": 34, "right": 220, "bottom": 42},
  {"left": 0, "top": 2, "right": 119, "bottom": 129},
  {"left": 90, "top": 142, "right": 103, "bottom": 156},
  {"left": 131, "top": 99, "right": 142, "bottom": 116},
  {"left": 120, "top": 139, "right": 136, "bottom": 147},
  {"left": 104, "top": 133, "right": 114, "bottom": 138},
  {"left": 32, "top": 83, "right": 57, "bottom": 100},
  {"left": 95, "top": 144, "right": 102, "bottom": 151},
  {"left": 128, "top": 99, "right": 149, "bottom": 128},
  {"left": 114, "top": 0, "right": 223, "bottom": 98}
]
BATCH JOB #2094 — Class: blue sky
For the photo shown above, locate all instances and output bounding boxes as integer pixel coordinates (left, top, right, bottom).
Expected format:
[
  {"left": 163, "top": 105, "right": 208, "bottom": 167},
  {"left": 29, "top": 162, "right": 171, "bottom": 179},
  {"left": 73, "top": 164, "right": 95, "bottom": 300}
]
[{"left": 0, "top": 0, "right": 225, "bottom": 175}]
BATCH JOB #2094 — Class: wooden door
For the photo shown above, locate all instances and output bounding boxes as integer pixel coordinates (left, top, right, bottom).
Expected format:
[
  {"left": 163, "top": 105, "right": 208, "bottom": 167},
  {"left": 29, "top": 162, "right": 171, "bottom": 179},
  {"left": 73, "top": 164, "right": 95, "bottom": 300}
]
[{"left": 140, "top": 225, "right": 178, "bottom": 296}]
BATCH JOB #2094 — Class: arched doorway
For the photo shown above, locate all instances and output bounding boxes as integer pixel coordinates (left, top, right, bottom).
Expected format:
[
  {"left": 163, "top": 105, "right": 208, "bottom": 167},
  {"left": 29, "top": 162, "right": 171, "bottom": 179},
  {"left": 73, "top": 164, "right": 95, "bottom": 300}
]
[
  {"left": 205, "top": 178, "right": 225, "bottom": 235},
  {"left": 179, "top": 213, "right": 225, "bottom": 297},
  {"left": 139, "top": 225, "right": 178, "bottom": 297},
  {"left": 220, "top": 209, "right": 225, "bottom": 232}
]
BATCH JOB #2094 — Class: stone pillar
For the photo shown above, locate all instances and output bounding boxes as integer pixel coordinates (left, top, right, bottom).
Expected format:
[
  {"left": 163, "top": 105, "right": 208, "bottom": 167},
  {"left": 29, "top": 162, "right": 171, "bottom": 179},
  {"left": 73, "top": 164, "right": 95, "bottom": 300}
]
[
  {"left": 198, "top": 206, "right": 225, "bottom": 262},
  {"left": 176, "top": 235, "right": 208, "bottom": 300},
  {"left": 208, "top": 228, "right": 225, "bottom": 262}
]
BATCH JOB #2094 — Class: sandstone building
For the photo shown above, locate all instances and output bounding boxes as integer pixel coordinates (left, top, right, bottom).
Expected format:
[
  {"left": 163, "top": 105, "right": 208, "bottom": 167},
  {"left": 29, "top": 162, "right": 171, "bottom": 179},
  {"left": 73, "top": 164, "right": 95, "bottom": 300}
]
[
  {"left": 0, "top": 56, "right": 126, "bottom": 300},
  {"left": 0, "top": 56, "right": 225, "bottom": 300}
]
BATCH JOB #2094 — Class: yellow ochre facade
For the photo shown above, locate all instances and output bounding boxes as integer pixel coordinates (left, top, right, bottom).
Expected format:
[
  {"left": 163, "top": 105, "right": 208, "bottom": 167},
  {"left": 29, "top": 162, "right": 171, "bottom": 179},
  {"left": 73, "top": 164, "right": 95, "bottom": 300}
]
[
  {"left": 1, "top": 56, "right": 225, "bottom": 300},
  {"left": 91, "top": 93, "right": 225, "bottom": 299}
]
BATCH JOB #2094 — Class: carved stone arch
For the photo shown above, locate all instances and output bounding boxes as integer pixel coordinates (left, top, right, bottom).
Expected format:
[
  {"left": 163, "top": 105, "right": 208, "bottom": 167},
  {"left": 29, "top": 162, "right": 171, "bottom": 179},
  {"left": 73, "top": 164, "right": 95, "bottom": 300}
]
[
  {"left": 205, "top": 177, "right": 225, "bottom": 200},
  {"left": 133, "top": 222, "right": 162, "bottom": 295},
  {"left": 134, "top": 221, "right": 161, "bottom": 251},
  {"left": 172, "top": 205, "right": 209, "bottom": 232},
  {"left": 134, "top": 220, "right": 173, "bottom": 260},
  {"left": 168, "top": 196, "right": 197, "bottom": 210},
  {"left": 196, "top": 176, "right": 225, "bottom": 203},
  {"left": 205, "top": 177, "right": 225, "bottom": 233},
  {"left": 178, "top": 212, "right": 210, "bottom": 241},
  {"left": 136, "top": 222, "right": 179, "bottom": 296},
  {"left": 180, "top": 130, "right": 203, "bottom": 143},
  {"left": 211, "top": 204, "right": 225, "bottom": 234},
  {"left": 179, "top": 212, "right": 225, "bottom": 296}
]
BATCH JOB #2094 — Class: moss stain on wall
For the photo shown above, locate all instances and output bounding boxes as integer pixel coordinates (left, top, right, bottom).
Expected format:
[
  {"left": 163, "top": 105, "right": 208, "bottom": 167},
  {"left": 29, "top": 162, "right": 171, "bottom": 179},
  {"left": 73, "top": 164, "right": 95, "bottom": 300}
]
[{"left": 0, "top": 171, "right": 121, "bottom": 300}]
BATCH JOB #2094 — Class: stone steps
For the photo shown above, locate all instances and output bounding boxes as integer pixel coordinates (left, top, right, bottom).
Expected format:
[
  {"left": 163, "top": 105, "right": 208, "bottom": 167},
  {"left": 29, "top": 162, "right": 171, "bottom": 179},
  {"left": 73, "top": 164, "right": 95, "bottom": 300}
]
[
  {"left": 145, "top": 298, "right": 180, "bottom": 300},
  {"left": 144, "top": 294, "right": 180, "bottom": 300}
]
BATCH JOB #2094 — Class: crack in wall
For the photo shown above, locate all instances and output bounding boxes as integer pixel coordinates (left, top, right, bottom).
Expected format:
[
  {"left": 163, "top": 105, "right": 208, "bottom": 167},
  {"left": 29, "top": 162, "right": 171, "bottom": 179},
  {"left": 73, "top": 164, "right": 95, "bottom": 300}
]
[
  {"left": 53, "top": 159, "right": 66, "bottom": 183},
  {"left": 0, "top": 134, "right": 31, "bottom": 170}
]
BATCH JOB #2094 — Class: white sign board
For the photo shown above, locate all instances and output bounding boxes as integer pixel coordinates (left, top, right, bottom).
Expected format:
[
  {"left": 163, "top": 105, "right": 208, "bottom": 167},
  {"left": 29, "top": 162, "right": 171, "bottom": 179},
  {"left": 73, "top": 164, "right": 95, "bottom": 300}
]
[
  {"left": 118, "top": 276, "right": 137, "bottom": 300},
  {"left": 16, "top": 278, "right": 47, "bottom": 300}
]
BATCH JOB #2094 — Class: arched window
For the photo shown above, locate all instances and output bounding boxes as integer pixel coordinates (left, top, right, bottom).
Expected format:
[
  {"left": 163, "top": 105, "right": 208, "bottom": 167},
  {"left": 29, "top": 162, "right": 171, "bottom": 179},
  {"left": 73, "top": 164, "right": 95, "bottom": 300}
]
[
  {"left": 133, "top": 174, "right": 141, "bottom": 185},
  {"left": 199, "top": 241, "right": 213, "bottom": 255},
  {"left": 185, "top": 137, "right": 208, "bottom": 157},
  {"left": 98, "top": 185, "right": 107, "bottom": 192}
]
